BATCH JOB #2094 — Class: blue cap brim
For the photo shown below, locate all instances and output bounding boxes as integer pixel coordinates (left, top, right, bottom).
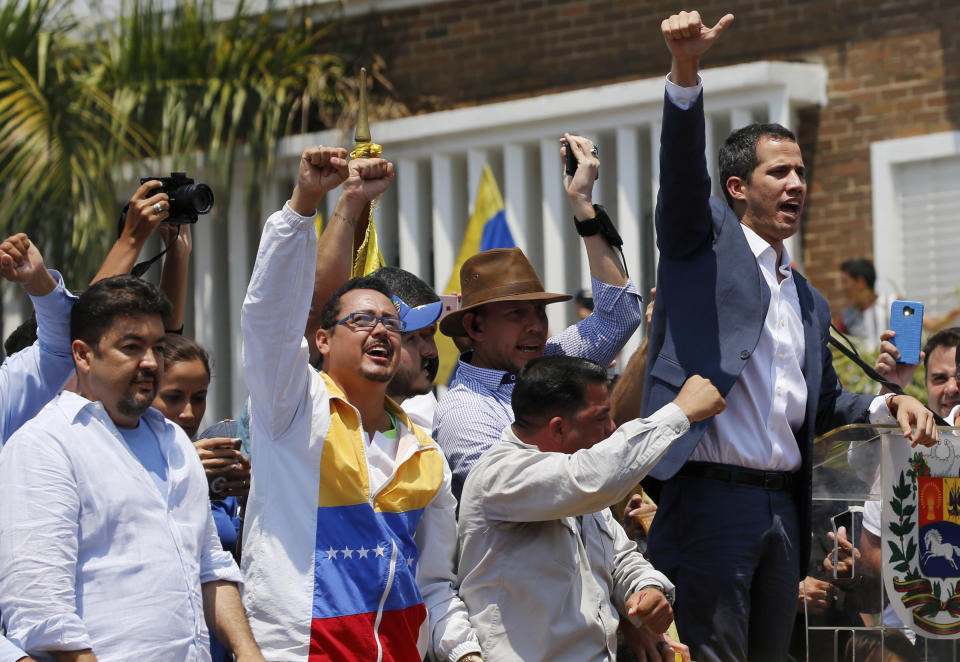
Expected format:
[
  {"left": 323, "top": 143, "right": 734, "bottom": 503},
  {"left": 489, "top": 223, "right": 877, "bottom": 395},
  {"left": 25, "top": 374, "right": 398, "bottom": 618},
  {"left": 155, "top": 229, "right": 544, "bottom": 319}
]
[{"left": 391, "top": 297, "right": 443, "bottom": 333}]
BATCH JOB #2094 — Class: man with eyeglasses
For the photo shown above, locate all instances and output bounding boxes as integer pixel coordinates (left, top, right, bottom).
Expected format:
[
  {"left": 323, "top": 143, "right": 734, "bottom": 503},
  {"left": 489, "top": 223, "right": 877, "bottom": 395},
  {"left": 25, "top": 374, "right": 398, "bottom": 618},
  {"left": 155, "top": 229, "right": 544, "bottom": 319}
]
[{"left": 241, "top": 147, "right": 482, "bottom": 662}]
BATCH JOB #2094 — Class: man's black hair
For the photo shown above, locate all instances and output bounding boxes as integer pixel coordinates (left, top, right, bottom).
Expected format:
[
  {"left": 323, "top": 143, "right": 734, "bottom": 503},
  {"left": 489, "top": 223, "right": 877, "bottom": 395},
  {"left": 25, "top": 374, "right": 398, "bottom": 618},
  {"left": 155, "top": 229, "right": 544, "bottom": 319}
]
[
  {"left": 511, "top": 355, "right": 608, "bottom": 432},
  {"left": 840, "top": 258, "right": 876, "bottom": 291},
  {"left": 923, "top": 327, "right": 960, "bottom": 369},
  {"left": 70, "top": 275, "right": 171, "bottom": 348},
  {"left": 319, "top": 275, "right": 395, "bottom": 330},
  {"left": 4, "top": 313, "right": 37, "bottom": 357},
  {"left": 372, "top": 266, "right": 439, "bottom": 308},
  {"left": 718, "top": 122, "right": 798, "bottom": 208}
]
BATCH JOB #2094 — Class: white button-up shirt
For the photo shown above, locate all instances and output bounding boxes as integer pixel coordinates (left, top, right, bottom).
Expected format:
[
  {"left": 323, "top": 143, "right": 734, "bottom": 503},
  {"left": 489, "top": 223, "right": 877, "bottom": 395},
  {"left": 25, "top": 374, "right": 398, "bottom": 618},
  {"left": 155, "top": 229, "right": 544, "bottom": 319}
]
[
  {"left": 0, "top": 392, "right": 240, "bottom": 661},
  {"left": 691, "top": 224, "right": 807, "bottom": 471}
]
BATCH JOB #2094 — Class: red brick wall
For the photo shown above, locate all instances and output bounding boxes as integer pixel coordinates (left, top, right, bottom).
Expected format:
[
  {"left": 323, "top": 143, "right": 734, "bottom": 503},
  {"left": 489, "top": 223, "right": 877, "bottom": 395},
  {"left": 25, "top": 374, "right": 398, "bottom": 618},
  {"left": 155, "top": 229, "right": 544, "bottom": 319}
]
[{"left": 345, "top": 0, "right": 960, "bottom": 310}]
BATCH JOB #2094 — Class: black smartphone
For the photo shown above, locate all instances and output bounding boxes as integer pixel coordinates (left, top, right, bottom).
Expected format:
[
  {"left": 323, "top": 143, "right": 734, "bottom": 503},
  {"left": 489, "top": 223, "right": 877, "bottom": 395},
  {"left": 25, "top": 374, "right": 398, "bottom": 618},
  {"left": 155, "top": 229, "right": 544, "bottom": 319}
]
[{"left": 564, "top": 143, "right": 578, "bottom": 176}]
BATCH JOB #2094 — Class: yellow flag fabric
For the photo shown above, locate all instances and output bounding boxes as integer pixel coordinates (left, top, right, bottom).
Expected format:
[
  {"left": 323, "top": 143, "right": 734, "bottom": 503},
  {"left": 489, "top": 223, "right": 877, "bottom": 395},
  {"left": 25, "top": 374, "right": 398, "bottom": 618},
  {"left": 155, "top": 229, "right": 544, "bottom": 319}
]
[
  {"left": 351, "top": 218, "right": 385, "bottom": 278},
  {"left": 434, "top": 165, "right": 514, "bottom": 385},
  {"left": 349, "top": 140, "right": 386, "bottom": 278}
]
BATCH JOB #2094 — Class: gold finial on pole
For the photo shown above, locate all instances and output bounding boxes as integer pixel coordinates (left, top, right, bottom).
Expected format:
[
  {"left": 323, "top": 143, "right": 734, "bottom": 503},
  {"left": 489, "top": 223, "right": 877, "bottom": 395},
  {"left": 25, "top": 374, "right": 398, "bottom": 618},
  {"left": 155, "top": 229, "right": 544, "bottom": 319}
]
[
  {"left": 350, "top": 67, "right": 381, "bottom": 159},
  {"left": 354, "top": 67, "right": 371, "bottom": 144},
  {"left": 348, "top": 66, "right": 385, "bottom": 278}
]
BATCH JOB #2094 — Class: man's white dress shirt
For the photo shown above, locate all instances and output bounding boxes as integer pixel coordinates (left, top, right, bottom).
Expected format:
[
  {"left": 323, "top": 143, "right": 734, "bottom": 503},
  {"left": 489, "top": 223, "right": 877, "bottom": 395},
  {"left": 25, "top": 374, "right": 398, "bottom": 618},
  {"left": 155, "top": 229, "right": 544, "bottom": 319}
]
[{"left": 0, "top": 393, "right": 240, "bottom": 661}]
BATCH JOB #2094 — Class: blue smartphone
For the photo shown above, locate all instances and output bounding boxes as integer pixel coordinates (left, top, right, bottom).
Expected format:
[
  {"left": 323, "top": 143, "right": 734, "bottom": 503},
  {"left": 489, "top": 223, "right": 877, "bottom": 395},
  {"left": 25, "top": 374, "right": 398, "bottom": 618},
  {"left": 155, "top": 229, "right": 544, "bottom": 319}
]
[{"left": 890, "top": 300, "right": 924, "bottom": 365}]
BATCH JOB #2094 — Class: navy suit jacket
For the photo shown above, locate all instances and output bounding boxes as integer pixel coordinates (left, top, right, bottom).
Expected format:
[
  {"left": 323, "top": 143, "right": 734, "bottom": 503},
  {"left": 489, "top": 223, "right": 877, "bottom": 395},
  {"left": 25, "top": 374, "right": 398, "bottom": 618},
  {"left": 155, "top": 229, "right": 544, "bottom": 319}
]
[{"left": 640, "top": 92, "right": 874, "bottom": 555}]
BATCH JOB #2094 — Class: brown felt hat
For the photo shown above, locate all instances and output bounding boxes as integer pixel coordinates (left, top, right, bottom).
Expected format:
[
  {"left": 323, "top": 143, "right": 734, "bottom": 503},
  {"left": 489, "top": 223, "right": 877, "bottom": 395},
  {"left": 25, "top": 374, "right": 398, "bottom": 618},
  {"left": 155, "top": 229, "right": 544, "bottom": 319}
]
[{"left": 439, "top": 247, "right": 571, "bottom": 337}]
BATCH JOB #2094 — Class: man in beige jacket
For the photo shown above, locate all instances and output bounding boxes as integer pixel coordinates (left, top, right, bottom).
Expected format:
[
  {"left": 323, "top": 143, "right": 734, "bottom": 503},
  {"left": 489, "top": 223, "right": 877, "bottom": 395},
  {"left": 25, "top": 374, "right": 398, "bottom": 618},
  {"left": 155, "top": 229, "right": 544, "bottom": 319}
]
[{"left": 456, "top": 355, "right": 725, "bottom": 661}]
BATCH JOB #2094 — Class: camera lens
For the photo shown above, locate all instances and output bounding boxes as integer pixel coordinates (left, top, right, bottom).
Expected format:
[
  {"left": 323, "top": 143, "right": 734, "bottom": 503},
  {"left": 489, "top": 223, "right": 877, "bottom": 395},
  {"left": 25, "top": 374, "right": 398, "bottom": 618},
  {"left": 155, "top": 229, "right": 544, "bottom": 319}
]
[{"left": 181, "top": 183, "right": 214, "bottom": 215}]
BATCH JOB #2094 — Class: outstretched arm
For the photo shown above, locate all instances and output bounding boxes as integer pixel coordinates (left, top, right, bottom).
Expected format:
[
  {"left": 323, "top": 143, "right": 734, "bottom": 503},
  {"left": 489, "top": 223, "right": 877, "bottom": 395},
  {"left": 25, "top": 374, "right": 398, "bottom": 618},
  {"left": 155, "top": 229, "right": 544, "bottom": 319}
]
[
  {"left": 656, "top": 10, "right": 734, "bottom": 259},
  {"left": 156, "top": 224, "right": 191, "bottom": 332},
  {"left": 241, "top": 147, "right": 348, "bottom": 438},
  {"left": 303, "top": 157, "right": 395, "bottom": 364},
  {"left": 562, "top": 134, "right": 627, "bottom": 288},
  {"left": 478, "top": 377, "right": 723, "bottom": 522},
  {"left": 0, "top": 234, "right": 76, "bottom": 443}
]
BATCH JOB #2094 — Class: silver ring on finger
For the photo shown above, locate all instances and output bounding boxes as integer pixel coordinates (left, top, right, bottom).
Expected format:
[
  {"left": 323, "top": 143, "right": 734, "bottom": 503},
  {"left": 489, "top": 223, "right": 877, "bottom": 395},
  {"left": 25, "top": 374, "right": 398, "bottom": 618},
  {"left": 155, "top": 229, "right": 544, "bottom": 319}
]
[
  {"left": 590, "top": 146, "right": 599, "bottom": 157},
  {"left": 153, "top": 202, "right": 163, "bottom": 215}
]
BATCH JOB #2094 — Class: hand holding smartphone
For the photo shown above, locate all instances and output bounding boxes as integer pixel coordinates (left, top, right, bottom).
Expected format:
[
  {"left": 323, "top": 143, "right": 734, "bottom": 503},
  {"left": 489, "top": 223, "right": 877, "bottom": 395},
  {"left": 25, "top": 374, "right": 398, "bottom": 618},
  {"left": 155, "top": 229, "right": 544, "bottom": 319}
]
[{"left": 889, "top": 300, "right": 924, "bottom": 365}]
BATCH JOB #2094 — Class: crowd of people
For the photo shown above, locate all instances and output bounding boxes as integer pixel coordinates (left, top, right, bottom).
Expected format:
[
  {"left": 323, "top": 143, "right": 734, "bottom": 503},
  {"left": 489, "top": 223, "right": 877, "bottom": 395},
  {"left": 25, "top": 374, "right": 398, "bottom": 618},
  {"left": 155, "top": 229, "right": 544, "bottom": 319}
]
[{"left": 0, "top": 9, "right": 950, "bottom": 662}]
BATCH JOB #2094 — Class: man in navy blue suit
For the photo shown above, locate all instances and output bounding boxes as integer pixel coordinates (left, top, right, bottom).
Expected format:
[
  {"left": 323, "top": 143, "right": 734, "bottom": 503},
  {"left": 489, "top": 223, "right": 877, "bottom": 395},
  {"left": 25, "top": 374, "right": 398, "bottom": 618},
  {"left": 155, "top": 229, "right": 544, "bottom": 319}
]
[{"left": 641, "top": 10, "right": 938, "bottom": 662}]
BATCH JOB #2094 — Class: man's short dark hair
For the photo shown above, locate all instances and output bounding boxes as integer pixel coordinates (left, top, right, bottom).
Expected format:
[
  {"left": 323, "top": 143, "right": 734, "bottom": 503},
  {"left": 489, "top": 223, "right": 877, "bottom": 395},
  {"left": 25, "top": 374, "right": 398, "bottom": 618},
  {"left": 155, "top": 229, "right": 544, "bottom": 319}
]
[
  {"left": 4, "top": 313, "right": 37, "bottom": 358},
  {"left": 840, "top": 258, "right": 876, "bottom": 291},
  {"left": 718, "top": 123, "right": 798, "bottom": 208},
  {"left": 923, "top": 327, "right": 960, "bottom": 369},
  {"left": 70, "top": 276, "right": 171, "bottom": 348},
  {"left": 319, "top": 275, "right": 395, "bottom": 330},
  {"left": 511, "top": 356, "right": 608, "bottom": 432},
  {"left": 372, "top": 266, "right": 439, "bottom": 309}
]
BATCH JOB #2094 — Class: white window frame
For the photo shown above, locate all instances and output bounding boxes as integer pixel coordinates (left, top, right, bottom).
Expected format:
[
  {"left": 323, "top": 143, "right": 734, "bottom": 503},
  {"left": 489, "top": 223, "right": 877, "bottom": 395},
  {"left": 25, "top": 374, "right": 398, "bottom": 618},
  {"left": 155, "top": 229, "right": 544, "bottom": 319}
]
[{"left": 871, "top": 131, "right": 960, "bottom": 299}]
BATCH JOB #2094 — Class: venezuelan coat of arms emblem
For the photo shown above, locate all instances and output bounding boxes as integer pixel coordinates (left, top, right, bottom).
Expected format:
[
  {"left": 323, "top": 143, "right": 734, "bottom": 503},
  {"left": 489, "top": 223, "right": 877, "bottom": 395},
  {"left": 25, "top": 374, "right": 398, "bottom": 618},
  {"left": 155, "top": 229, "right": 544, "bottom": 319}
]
[{"left": 882, "top": 435, "right": 960, "bottom": 637}]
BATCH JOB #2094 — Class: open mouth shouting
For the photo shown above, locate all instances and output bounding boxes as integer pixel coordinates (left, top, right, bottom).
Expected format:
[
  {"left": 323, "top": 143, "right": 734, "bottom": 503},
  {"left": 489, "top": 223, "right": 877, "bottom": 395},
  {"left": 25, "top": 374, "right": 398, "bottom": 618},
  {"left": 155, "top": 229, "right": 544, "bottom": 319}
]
[
  {"left": 778, "top": 199, "right": 802, "bottom": 222},
  {"left": 363, "top": 338, "right": 394, "bottom": 366}
]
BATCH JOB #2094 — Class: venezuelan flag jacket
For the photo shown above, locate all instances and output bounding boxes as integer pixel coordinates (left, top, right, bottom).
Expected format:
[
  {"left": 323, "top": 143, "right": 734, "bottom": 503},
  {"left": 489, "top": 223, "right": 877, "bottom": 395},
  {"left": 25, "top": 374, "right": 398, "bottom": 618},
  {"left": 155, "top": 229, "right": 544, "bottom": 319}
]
[{"left": 240, "top": 203, "right": 481, "bottom": 662}]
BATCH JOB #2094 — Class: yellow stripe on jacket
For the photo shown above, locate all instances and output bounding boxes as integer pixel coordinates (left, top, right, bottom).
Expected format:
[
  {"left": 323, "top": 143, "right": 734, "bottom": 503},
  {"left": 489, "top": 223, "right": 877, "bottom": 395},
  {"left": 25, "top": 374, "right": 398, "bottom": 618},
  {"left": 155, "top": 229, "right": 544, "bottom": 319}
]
[{"left": 317, "top": 372, "right": 443, "bottom": 513}]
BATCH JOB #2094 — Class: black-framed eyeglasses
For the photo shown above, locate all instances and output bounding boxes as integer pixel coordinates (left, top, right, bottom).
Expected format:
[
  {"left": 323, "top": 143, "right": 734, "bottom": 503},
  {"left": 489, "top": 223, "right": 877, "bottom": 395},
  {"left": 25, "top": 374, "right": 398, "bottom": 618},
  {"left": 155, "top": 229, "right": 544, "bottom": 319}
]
[{"left": 332, "top": 312, "right": 406, "bottom": 333}]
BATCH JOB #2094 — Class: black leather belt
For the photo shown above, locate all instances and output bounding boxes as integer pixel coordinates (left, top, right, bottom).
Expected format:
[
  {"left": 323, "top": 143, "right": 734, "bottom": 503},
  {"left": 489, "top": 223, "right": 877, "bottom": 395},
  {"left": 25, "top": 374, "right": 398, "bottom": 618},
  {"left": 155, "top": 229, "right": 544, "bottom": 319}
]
[{"left": 677, "top": 461, "right": 797, "bottom": 492}]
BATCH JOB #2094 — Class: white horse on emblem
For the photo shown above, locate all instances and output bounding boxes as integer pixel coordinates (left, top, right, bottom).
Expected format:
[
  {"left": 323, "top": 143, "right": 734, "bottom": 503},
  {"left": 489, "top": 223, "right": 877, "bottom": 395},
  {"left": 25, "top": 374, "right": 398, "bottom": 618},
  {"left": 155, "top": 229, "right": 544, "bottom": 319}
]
[{"left": 921, "top": 530, "right": 960, "bottom": 570}]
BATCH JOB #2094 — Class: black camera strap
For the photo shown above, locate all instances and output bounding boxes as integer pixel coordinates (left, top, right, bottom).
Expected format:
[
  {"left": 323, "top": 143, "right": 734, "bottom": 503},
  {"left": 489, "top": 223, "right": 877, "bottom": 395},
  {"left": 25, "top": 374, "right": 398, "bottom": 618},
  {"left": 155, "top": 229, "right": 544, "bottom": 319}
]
[
  {"left": 131, "top": 225, "right": 179, "bottom": 278},
  {"left": 828, "top": 323, "right": 948, "bottom": 426}
]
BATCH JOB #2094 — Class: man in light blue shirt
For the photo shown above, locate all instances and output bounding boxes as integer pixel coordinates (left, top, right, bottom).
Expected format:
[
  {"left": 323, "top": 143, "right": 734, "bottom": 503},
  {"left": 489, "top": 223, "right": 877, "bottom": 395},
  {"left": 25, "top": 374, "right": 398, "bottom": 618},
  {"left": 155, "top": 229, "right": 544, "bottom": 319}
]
[
  {"left": 0, "top": 233, "right": 76, "bottom": 662},
  {"left": 0, "top": 276, "right": 264, "bottom": 662},
  {"left": 434, "top": 134, "right": 643, "bottom": 499}
]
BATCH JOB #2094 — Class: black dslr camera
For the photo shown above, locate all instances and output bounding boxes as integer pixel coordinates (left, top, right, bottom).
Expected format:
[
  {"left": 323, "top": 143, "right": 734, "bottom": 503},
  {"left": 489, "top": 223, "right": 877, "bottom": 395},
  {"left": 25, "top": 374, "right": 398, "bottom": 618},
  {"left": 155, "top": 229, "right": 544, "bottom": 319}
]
[{"left": 140, "top": 172, "right": 214, "bottom": 224}]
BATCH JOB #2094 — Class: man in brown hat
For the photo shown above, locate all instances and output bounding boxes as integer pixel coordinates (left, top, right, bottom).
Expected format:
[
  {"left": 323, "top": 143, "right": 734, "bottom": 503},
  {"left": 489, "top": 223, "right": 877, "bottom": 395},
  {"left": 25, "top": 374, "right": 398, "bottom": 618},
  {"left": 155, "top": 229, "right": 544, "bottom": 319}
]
[{"left": 435, "top": 134, "right": 643, "bottom": 499}]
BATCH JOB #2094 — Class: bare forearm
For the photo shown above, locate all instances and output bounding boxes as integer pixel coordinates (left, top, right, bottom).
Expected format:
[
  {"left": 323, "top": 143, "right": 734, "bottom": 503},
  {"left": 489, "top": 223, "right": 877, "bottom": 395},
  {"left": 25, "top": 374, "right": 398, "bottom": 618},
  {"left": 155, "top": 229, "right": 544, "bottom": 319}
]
[
  {"left": 669, "top": 55, "right": 700, "bottom": 87},
  {"left": 91, "top": 238, "right": 143, "bottom": 284},
  {"left": 22, "top": 269, "right": 57, "bottom": 297},
  {"left": 583, "top": 234, "right": 628, "bottom": 287},
  {"left": 202, "top": 580, "right": 262, "bottom": 660},
  {"left": 158, "top": 248, "right": 189, "bottom": 331}
]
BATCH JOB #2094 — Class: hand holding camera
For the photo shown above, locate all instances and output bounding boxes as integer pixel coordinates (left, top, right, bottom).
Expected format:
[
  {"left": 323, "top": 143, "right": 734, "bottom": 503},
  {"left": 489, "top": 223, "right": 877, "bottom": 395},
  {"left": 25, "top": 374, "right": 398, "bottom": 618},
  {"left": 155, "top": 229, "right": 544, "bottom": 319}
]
[{"left": 120, "top": 179, "right": 171, "bottom": 244}]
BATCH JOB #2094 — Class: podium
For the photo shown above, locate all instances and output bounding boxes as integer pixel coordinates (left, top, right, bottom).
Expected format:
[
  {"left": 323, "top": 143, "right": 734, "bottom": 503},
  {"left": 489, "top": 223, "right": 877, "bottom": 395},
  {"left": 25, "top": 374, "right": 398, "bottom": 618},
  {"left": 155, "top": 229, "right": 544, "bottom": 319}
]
[{"left": 805, "top": 424, "right": 960, "bottom": 661}]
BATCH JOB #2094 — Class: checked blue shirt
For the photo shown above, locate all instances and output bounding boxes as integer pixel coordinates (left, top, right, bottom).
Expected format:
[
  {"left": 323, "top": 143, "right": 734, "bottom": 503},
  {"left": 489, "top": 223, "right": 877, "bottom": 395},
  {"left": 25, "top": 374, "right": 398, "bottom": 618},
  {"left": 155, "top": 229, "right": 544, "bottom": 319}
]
[{"left": 434, "top": 277, "right": 642, "bottom": 499}]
